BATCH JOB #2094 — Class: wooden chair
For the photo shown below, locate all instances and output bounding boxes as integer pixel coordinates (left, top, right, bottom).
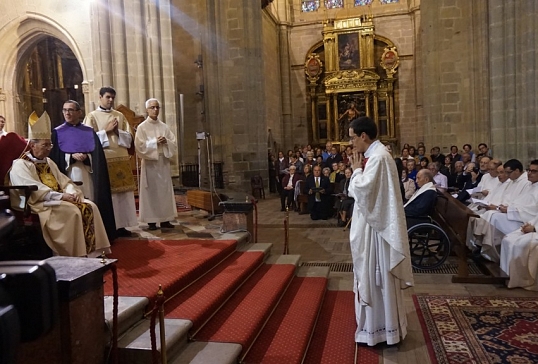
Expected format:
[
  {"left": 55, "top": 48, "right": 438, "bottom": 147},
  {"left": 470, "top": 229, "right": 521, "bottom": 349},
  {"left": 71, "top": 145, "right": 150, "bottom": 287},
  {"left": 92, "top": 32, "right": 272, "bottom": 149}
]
[
  {"left": 0, "top": 133, "right": 51, "bottom": 260},
  {"left": 250, "top": 175, "right": 265, "bottom": 200},
  {"left": 296, "top": 180, "right": 309, "bottom": 215}
]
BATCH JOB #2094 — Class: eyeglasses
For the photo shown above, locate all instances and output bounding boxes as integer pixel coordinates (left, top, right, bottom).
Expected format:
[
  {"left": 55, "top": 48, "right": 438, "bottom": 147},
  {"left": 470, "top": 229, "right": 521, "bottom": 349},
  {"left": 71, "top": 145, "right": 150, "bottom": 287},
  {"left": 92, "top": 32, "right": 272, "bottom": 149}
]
[
  {"left": 148, "top": 106, "right": 161, "bottom": 110},
  {"left": 505, "top": 169, "right": 514, "bottom": 174},
  {"left": 62, "top": 108, "right": 79, "bottom": 113},
  {"left": 38, "top": 143, "right": 53, "bottom": 149},
  {"left": 528, "top": 169, "right": 538, "bottom": 174}
]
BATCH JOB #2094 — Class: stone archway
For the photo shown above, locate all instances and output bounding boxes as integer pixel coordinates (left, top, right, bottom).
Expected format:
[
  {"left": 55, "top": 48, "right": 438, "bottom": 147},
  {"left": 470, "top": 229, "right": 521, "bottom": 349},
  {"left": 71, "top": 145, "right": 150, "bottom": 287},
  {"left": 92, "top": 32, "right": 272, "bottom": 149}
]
[
  {"left": 0, "top": 14, "right": 87, "bottom": 135},
  {"left": 17, "top": 37, "right": 84, "bottom": 131}
]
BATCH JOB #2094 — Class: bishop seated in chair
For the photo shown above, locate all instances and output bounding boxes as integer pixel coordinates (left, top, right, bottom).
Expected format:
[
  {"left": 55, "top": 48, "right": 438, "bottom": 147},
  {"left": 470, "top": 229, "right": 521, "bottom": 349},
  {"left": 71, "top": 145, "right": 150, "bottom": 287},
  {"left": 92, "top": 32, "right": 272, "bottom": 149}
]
[{"left": 9, "top": 111, "right": 111, "bottom": 257}]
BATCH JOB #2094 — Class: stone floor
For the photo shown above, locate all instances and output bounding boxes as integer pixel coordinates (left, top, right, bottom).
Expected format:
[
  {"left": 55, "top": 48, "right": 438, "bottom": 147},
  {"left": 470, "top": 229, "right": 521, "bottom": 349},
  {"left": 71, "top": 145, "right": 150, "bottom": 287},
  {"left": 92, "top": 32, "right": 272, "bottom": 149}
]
[{"left": 126, "top": 192, "right": 538, "bottom": 364}]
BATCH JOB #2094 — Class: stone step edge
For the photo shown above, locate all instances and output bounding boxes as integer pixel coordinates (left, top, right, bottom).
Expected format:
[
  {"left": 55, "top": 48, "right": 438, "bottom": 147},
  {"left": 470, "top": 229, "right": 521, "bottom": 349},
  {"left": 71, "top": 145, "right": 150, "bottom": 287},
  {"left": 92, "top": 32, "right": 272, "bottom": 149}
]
[
  {"left": 169, "top": 341, "right": 242, "bottom": 364},
  {"left": 116, "top": 318, "right": 193, "bottom": 364},
  {"left": 104, "top": 296, "right": 149, "bottom": 339}
]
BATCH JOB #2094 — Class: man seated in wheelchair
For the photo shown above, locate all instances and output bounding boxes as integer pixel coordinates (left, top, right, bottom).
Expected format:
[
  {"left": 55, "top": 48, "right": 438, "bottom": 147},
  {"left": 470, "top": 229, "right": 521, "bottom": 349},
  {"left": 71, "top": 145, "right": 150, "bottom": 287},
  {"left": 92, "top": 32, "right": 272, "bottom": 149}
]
[{"left": 403, "top": 169, "right": 437, "bottom": 228}]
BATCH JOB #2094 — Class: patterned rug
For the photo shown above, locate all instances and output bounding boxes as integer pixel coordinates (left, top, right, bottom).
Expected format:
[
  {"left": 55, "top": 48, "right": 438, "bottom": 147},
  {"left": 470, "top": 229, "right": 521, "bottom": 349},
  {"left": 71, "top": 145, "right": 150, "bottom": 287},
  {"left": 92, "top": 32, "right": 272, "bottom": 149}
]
[{"left": 414, "top": 295, "right": 538, "bottom": 364}]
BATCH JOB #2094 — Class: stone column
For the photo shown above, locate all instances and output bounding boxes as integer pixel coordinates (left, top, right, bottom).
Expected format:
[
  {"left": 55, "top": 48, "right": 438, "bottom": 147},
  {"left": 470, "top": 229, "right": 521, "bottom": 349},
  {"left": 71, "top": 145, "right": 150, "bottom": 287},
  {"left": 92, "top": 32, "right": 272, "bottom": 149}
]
[
  {"left": 203, "top": 0, "right": 267, "bottom": 192},
  {"left": 109, "top": 0, "right": 129, "bottom": 104},
  {"left": 89, "top": 0, "right": 113, "bottom": 88},
  {"left": 279, "top": 24, "right": 293, "bottom": 149},
  {"left": 489, "top": 0, "right": 537, "bottom": 162}
]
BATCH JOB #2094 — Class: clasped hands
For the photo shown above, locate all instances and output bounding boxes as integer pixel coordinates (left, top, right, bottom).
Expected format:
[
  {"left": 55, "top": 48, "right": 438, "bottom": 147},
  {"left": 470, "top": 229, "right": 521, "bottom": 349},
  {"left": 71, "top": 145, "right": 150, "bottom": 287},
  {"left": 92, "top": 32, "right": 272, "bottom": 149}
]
[
  {"left": 521, "top": 223, "right": 536, "bottom": 234},
  {"left": 61, "top": 193, "right": 81, "bottom": 204},
  {"left": 157, "top": 136, "right": 167, "bottom": 144},
  {"left": 308, "top": 188, "right": 325, "bottom": 195}
]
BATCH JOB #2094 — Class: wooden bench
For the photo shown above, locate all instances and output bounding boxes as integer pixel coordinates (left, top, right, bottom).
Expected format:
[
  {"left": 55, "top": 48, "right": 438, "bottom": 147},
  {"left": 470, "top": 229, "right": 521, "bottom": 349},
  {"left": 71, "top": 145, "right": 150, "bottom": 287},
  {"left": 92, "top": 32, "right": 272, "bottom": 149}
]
[
  {"left": 433, "top": 191, "right": 507, "bottom": 284},
  {"left": 186, "top": 189, "right": 224, "bottom": 214}
]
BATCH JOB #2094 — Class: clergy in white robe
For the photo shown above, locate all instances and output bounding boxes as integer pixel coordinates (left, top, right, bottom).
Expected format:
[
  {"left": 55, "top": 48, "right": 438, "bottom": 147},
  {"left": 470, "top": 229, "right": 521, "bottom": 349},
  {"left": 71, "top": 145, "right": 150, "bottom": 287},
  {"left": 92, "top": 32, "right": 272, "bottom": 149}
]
[
  {"left": 83, "top": 87, "right": 138, "bottom": 236},
  {"left": 134, "top": 99, "right": 178, "bottom": 228},
  {"left": 500, "top": 214, "right": 538, "bottom": 291},
  {"left": 347, "top": 117, "right": 414, "bottom": 346},
  {"left": 10, "top": 143, "right": 110, "bottom": 257},
  {"left": 467, "top": 160, "right": 531, "bottom": 261}
]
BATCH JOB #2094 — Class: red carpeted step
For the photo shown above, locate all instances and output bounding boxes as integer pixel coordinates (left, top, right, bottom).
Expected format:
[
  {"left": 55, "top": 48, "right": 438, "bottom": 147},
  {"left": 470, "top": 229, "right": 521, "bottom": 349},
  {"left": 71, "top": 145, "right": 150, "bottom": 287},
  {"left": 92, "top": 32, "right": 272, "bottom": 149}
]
[
  {"left": 193, "top": 263, "right": 296, "bottom": 355},
  {"left": 243, "top": 276, "right": 327, "bottom": 364},
  {"left": 165, "top": 251, "right": 265, "bottom": 332},
  {"left": 303, "top": 290, "right": 379, "bottom": 364},
  {"left": 103, "top": 239, "right": 237, "bottom": 310}
]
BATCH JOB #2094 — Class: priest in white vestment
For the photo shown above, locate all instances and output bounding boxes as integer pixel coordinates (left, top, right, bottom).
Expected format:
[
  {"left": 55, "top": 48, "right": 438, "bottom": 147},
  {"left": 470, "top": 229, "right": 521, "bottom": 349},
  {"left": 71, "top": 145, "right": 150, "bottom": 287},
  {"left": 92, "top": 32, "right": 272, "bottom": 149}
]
[
  {"left": 467, "top": 159, "right": 531, "bottom": 261},
  {"left": 83, "top": 86, "right": 138, "bottom": 237},
  {"left": 347, "top": 116, "right": 414, "bottom": 346},
  {"left": 134, "top": 98, "right": 178, "bottom": 230},
  {"left": 9, "top": 111, "right": 110, "bottom": 257},
  {"left": 500, "top": 212, "right": 538, "bottom": 291},
  {"left": 475, "top": 159, "right": 502, "bottom": 197}
]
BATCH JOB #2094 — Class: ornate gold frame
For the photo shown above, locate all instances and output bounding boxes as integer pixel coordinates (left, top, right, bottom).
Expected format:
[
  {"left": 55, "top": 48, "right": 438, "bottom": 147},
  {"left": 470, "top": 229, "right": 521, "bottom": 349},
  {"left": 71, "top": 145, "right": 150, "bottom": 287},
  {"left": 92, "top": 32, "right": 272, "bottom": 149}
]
[{"left": 304, "top": 16, "right": 400, "bottom": 145}]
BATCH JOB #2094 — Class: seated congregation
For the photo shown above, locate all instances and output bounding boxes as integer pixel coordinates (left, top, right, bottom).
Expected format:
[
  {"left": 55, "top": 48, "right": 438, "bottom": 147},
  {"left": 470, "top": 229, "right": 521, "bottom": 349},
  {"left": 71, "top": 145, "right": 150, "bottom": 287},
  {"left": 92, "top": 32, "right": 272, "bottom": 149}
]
[{"left": 271, "top": 140, "right": 538, "bottom": 291}]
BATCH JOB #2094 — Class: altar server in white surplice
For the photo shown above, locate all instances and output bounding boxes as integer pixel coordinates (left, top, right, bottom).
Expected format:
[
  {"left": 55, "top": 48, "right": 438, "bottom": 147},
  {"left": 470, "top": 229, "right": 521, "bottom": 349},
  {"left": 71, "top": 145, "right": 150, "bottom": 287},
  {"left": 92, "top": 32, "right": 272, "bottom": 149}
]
[
  {"left": 347, "top": 116, "right": 414, "bottom": 346},
  {"left": 134, "top": 98, "right": 178, "bottom": 230}
]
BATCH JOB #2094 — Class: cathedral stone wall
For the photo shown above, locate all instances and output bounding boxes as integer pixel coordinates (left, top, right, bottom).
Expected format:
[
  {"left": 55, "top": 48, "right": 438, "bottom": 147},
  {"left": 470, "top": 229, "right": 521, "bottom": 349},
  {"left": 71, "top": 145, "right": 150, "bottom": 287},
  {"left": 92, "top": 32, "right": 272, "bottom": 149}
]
[
  {"left": 489, "top": 0, "right": 538, "bottom": 164},
  {"left": 262, "top": 12, "right": 283, "bottom": 154},
  {"left": 421, "top": 0, "right": 490, "bottom": 156}
]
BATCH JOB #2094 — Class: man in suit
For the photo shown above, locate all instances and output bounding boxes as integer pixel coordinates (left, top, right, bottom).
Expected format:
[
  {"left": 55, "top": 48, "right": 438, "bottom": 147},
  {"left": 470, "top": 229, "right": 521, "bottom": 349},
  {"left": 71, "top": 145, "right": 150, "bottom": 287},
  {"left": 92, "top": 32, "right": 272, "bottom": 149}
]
[
  {"left": 280, "top": 165, "right": 302, "bottom": 211},
  {"left": 274, "top": 151, "right": 289, "bottom": 196},
  {"left": 306, "top": 165, "right": 330, "bottom": 220}
]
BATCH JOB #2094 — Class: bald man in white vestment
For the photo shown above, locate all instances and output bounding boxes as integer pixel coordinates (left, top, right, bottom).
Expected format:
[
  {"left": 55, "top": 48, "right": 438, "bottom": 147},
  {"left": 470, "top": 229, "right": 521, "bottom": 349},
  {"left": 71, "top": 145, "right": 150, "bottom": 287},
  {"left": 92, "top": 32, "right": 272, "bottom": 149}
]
[
  {"left": 134, "top": 98, "right": 178, "bottom": 230},
  {"left": 347, "top": 116, "right": 413, "bottom": 346}
]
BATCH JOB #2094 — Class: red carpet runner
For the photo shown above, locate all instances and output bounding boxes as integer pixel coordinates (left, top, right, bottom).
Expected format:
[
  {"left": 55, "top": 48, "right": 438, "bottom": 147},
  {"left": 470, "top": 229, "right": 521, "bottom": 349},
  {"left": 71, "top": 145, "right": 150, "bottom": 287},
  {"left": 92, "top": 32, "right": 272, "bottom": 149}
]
[
  {"left": 165, "top": 251, "right": 265, "bottom": 332},
  {"left": 304, "top": 290, "right": 379, "bottom": 364},
  {"left": 243, "top": 277, "right": 327, "bottom": 364},
  {"left": 194, "top": 264, "right": 296, "bottom": 355},
  {"left": 103, "top": 239, "right": 236, "bottom": 308}
]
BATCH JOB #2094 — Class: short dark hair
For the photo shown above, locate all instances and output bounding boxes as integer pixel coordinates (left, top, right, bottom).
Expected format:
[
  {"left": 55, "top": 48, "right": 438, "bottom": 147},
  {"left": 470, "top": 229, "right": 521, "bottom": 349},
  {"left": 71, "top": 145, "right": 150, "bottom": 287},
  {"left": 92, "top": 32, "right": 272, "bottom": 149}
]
[
  {"left": 504, "top": 159, "right": 523, "bottom": 172},
  {"left": 99, "top": 86, "right": 116, "bottom": 97},
  {"left": 478, "top": 143, "right": 488, "bottom": 149},
  {"left": 349, "top": 116, "right": 377, "bottom": 140},
  {"left": 0, "top": 115, "right": 5, "bottom": 121},
  {"left": 451, "top": 145, "right": 458, "bottom": 151},
  {"left": 530, "top": 159, "right": 538, "bottom": 167},
  {"left": 64, "top": 100, "right": 81, "bottom": 110},
  {"left": 463, "top": 143, "right": 472, "bottom": 150}
]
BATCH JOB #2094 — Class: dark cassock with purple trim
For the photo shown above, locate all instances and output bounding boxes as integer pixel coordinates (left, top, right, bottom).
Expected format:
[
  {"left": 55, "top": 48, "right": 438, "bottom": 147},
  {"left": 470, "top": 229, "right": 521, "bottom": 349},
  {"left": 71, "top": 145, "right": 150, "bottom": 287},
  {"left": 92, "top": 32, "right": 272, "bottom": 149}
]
[{"left": 50, "top": 121, "right": 117, "bottom": 241}]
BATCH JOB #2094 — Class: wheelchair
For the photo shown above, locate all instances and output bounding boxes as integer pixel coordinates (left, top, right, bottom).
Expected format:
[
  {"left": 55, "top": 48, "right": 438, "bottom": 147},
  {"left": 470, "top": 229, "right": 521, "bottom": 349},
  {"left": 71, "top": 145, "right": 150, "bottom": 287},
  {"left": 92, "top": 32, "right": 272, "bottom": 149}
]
[{"left": 406, "top": 216, "right": 451, "bottom": 270}]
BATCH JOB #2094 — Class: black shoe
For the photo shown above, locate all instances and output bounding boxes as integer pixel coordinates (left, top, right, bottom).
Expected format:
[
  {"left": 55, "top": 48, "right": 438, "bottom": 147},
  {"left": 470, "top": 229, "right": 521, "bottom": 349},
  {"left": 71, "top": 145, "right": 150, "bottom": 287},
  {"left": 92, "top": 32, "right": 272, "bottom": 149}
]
[
  {"left": 160, "top": 222, "right": 175, "bottom": 229},
  {"left": 337, "top": 220, "right": 345, "bottom": 227},
  {"left": 148, "top": 223, "right": 158, "bottom": 231},
  {"left": 281, "top": 208, "right": 285, "bottom": 212},
  {"left": 117, "top": 228, "right": 133, "bottom": 237}
]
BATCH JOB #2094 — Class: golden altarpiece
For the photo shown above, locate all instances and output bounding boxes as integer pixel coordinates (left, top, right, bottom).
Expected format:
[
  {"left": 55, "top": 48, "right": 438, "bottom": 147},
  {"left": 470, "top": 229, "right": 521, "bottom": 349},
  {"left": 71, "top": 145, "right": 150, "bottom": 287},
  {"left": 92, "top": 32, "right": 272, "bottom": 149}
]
[{"left": 304, "top": 16, "right": 400, "bottom": 147}]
